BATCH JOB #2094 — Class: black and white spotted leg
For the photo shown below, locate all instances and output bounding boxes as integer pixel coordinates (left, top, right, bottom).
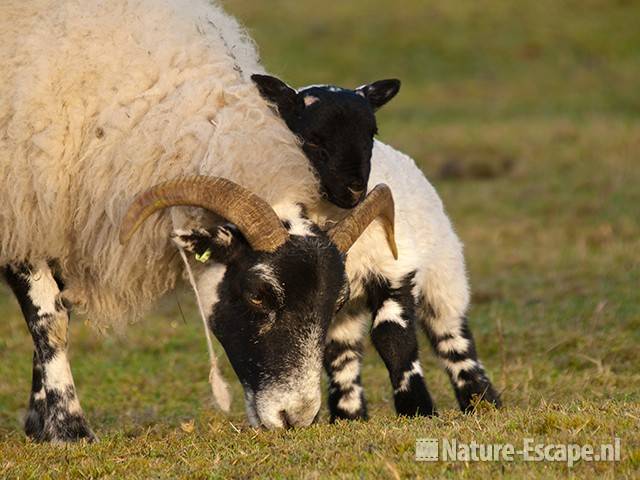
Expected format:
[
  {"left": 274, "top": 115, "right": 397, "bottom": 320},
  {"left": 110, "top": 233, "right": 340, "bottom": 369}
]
[
  {"left": 420, "top": 302, "right": 501, "bottom": 412},
  {"left": 323, "top": 304, "right": 369, "bottom": 421},
  {"left": 3, "top": 261, "right": 96, "bottom": 443},
  {"left": 366, "top": 274, "right": 436, "bottom": 417},
  {"left": 24, "top": 351, "right": 47, "bottom": 438}
]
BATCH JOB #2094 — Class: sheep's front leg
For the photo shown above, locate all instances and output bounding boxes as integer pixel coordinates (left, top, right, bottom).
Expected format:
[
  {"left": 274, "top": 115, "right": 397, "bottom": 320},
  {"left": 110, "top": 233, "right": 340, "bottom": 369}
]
[
  {"left": 367, "top": 274, "right": 436, "bottom": 417},
  {"left": 4, "top": 262, "right": 95, "bottom": 443},
  {"left": 324, "top": 306, "right": 369, "bottom": 421},
  {"left": 24, "top": 351, "right": 47, "bottom": 438}
]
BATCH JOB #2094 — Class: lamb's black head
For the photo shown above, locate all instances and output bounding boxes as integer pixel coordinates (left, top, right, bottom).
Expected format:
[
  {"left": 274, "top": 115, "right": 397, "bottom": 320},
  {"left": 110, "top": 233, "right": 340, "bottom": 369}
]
[
  {"left": 252, "top": 74, "right": 400, "bottom": 209},
  {"left": 120, "top": 177, "right": 398, "bottom": 429}
]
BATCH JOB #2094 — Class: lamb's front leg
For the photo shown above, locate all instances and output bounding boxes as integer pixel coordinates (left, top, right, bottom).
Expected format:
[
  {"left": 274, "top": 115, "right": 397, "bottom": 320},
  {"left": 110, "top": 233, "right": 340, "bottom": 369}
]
[
  {"left": 4, "top": 262, "right": 95, "bottom": 443},
  {"left": 367, "top": 273, "right": 436, "bottom": 417},
  {"left": 323, "top": 305, "right": 369, "bottom": 421}
]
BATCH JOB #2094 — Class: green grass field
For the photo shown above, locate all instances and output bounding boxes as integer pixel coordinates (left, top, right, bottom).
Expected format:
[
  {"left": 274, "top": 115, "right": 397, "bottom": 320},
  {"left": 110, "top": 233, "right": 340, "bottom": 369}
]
[{"left": 1, "top": 0, "right": 639, "bottom": 477}]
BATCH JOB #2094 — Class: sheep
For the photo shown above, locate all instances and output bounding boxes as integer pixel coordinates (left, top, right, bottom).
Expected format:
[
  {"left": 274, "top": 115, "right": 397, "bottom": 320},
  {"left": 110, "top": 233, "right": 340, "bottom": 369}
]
[
  {"left": 0, "top": 0, "right": 398, "bottom": 441},
  {"left": 253, "top": 78, "right": 501, "bottom": 419},
  {"left": 251, "top": 75, "right": 400, "bottom": 208}
]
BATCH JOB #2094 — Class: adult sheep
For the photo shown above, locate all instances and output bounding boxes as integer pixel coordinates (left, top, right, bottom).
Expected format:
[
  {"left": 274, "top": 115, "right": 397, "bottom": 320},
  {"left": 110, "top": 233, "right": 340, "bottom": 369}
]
[{"left": 0, "top": 0, "right": 397, "bottom": 442}]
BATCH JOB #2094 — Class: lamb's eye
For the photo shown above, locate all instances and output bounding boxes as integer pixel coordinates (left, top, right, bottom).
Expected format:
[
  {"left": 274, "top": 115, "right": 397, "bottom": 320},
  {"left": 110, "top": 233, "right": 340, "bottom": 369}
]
[{"left": 248, "top": 296, "right": 263, "bottom": 307}]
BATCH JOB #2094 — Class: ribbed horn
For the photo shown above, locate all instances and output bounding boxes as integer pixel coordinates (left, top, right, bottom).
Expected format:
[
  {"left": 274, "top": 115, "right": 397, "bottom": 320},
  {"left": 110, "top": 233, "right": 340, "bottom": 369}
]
[
  {"left": 328, "top": 183, "right": 398, "bottom": 260},
  {"left": 119, "top": 176, "right": 289, "bottom": 252}
]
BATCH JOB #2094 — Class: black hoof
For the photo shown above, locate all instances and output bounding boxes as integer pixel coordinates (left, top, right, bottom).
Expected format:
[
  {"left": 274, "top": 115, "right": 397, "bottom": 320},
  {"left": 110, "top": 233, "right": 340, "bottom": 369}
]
[{"left": 41, "top": 414, "right": 97, "bottom": 443}]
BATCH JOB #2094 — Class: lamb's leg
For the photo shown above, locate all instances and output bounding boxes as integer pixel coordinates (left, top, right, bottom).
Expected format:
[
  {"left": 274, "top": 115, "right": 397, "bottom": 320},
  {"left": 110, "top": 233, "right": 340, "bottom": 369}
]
[
  {"left": 4, "top": 261, "right": 96, "bottom": 442},
  {"left": 323, "top": 305, "right": 369, "bottom": 421},
  {"left": 419, "top": 300, "right": 501, "bottom": 412},
  {"left": 367, "top": 274, "right": 436, "bottom": 416}
]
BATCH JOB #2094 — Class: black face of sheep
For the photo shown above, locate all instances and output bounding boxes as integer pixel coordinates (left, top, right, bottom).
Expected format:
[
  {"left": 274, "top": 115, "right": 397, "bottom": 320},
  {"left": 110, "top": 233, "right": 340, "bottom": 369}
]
[
  {"left": 120, "top": 177, "right": 398, "bottom": 429},
  {"left": 172, "top": 224, "right": 349, "bottom": 428},
  {"left": 252, "top": 74, "right": 400, "bottom": 209}
]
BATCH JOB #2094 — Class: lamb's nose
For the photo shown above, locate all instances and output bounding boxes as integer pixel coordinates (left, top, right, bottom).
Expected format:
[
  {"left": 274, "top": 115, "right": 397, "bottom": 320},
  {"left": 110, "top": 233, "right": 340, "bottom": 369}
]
[{"left": 347, "top": 182, "right": 366, "bottom": 200}]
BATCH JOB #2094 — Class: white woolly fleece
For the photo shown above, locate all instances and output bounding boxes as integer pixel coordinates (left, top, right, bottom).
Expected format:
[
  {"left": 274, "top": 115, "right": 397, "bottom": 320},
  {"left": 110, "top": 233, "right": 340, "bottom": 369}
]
[
  {"left": 314, "top": 141, "right": 471, "bottom": 322},
  {"left": 0, "top": 0, "right": 319, "bottom": 327}
]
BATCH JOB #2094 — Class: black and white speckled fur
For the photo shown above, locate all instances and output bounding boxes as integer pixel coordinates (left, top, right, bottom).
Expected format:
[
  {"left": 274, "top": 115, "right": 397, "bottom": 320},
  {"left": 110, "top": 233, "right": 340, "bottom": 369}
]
[
  {"left": 317, "top": 141, "right": 502, "bottom": 420},
  {"left": 323, "top": 265, "right": 500, "bottom": 421},
  {"left": 256, "top": 81, "right": 502, "bottom": 418},
  {"left": 3, "top": 261, "right": 96, "bottom": 443},
  {"left": 171, "top": 207, "right": 350, "bottom": 430}
]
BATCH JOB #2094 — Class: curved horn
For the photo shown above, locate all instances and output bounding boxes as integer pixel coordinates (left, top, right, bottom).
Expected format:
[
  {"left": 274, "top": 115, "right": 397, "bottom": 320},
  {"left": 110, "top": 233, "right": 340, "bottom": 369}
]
[
  {"left": 119, "top": 176, "right": 289, "bottom": 252},
  {"left": 328, "top": 183, "right": 398, "bottom": 260}
]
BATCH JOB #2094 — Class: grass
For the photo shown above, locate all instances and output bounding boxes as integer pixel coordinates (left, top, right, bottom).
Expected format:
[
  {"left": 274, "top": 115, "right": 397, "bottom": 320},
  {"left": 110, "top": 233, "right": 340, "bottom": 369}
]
[{"left": 1, "top": 0, "right": 639, "bottom": 477}]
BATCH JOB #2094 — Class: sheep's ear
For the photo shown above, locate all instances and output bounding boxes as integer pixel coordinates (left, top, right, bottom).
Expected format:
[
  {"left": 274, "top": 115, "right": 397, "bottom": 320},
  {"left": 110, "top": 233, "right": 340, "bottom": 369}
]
[
  {"left": 356, "top": 79, "right": 401, "bottom": 111},
  {"left": 251, "top": 74, "right": 299, "bottom": 117},
  {"left": 171, "top": 225, "right": 244, "bottom": 264}
]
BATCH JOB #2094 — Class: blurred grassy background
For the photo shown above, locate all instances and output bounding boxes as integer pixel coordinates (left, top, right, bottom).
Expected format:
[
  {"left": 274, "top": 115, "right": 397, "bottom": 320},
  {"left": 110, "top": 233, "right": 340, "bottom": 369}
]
[{"left": 1, "top": 0, "right": 639, "bottom": 477}]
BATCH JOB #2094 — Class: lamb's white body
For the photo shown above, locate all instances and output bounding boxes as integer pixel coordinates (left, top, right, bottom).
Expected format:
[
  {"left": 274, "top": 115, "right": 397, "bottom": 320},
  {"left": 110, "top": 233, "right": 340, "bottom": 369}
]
[{"left": 334, "top": 140, "right": 469, "bottom": 322}]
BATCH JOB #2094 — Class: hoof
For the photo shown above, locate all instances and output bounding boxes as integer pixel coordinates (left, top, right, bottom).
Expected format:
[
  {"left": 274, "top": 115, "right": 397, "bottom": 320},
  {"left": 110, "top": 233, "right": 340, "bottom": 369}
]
[
  {"left": 24, "top": 408, "right": 46, "bottom": 440},
  {"left": 394, "top": 375, "right": 437, "bottom": 417},
  {"left": 457, "top": 380, "right": 502, "bottom": 413},
  {"left": 41, "top": 414, "right": 97, "bottom": 444}
]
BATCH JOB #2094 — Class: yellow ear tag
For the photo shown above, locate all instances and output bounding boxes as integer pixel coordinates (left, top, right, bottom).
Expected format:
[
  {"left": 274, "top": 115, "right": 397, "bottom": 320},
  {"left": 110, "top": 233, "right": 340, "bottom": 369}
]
[{"left": 195, "top": 249, "right": 211, "bottom": 263}]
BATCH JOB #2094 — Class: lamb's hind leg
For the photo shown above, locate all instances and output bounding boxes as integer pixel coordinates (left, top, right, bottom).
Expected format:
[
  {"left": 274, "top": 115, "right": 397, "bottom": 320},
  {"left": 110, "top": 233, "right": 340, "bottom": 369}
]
[
  {"left": 4, "top": 261, "right": 95, "bottom": 442},
  {"left": 419, "top": 299, "right": 501, "bottom": 412},
  {"left": 367, "top": 273, "right": 436, "bottom": 417}
]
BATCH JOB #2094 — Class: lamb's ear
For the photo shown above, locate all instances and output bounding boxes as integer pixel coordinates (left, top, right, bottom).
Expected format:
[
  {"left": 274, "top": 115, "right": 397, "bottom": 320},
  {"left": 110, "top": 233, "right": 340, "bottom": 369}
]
[
  {"left": 171, "top": 225, "right": 244, "bottom": 264},
  {"left": 251, "top": 74, "right": 299, "bottom": 118},
  {"left": 356, "top": 79, "right": 401, "bottom": 111}
]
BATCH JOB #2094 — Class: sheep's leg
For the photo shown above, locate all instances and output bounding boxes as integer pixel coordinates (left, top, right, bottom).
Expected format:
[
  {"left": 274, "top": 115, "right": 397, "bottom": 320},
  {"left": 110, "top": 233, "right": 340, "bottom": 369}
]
[
  {"left": 367, "top": 274, "right": 436, "bottom": 416},
  {"left": 419, "top": 301, "right": 501, "bottom": 412},
  {"left": 323, "top": 306, "right": 369, "bottom": 421},
  {"left": 24, "top": 351, "right": 47, "bottom": 438},
  {"left": 3, "top": 261, "right": 96, "bottom": 443}
]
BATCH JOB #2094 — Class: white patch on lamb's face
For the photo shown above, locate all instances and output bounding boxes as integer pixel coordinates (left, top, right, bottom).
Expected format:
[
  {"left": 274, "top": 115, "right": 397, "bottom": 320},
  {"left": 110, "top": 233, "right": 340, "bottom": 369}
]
[
  {"left": 26, "top": 260, "right": 60, "bottom": 316},
  {"left": 303, "top": 95, "right": 320, "bottom": 107},
  {"left": 250, "top": 326, "right": 323, "bottom": 429},
  {"left": 196, "top": 264, "right": 227, "bottom": 319},
  {"left": 373, "top": 299, "right": 406, "bottom": 328},
  {"left": 394, "top": 360, "right": 424, "bottom": 394}
]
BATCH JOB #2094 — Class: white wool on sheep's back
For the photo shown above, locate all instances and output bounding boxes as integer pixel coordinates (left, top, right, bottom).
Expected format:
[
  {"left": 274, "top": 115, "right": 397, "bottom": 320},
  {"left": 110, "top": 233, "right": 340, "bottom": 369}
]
[{"left": 0, "top": 0, "right": 320, "bottom": 328}]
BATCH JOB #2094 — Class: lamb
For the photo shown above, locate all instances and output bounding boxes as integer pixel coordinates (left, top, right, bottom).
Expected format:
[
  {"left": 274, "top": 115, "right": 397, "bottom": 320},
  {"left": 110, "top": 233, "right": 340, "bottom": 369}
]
[
  {"left": 0, "top": 0, "right": 397, "bottom": 441},
  {"left": 253, "top": 78, "right": 501, "bottom": 419},
  {"left": 251, "top": 74, "right": 400, "bottom": 208}
]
